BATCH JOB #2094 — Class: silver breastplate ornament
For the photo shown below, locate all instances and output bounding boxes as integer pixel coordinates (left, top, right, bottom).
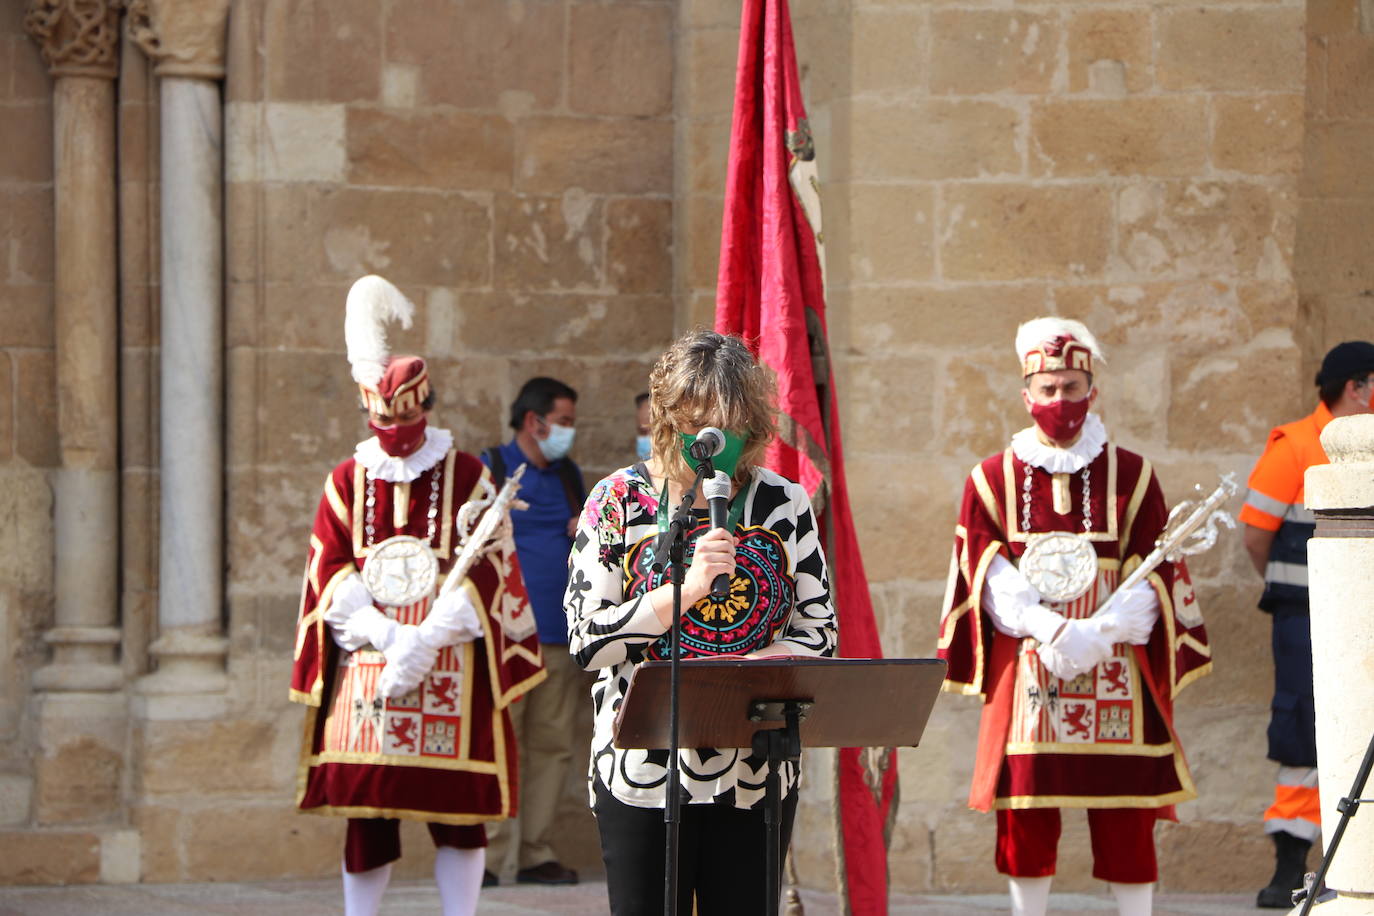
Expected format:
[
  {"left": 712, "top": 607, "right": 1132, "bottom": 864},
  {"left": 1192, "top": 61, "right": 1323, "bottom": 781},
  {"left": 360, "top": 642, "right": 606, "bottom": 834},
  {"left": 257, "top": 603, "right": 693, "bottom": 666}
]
[
  {"left": 360, "top": 468, "right": 443, "bottom": 607},
  {"left": 362, "top": 535, "right": 439, "bottom": 607},
  {"left": 1018, "top": 462, "right": 1097, "bottom": 603}
]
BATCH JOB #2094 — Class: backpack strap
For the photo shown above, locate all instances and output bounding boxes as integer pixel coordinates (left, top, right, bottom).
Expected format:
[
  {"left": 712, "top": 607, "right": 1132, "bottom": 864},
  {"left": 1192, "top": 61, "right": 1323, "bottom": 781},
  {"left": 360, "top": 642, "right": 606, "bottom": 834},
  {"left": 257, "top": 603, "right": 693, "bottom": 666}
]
[
  {"left": 483, "top": 447, "right": 507, "bottom": 488},
  {"left": 558, "top": 460, "right": 586, "bottom": 516}
]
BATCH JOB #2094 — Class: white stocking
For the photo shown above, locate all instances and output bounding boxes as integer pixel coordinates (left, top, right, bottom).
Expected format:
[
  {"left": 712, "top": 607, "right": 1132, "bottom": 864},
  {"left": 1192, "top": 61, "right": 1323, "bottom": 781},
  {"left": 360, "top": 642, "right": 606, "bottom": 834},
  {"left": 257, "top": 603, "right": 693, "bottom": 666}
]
[
  {"left": 1009, "top": 876, "right": 1052, "bottom": 916},
  {"left": 1110, "top": 881, "right": 1153, "bottom": 916},
  {"left": 342, "top": 861, "right": 392, "bottom": 916},
  {"left": 435, "top": 845, "right": 485, "bottom": 916}
]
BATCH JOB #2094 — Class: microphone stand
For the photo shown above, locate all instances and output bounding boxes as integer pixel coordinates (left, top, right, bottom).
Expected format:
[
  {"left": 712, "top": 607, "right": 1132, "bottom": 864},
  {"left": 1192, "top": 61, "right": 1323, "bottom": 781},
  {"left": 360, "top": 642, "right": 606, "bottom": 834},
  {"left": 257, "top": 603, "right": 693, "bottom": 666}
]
[{"left": 662, "top": 457, "right": 712, "bottom": 916}]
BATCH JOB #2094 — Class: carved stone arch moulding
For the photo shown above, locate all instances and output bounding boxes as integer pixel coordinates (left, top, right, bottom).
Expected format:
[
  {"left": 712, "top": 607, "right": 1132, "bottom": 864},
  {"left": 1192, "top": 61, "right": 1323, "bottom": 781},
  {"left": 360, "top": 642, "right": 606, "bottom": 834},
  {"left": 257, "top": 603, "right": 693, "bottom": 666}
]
[{"left": 24, "top": 0, "right": 124, "bottom": 78}]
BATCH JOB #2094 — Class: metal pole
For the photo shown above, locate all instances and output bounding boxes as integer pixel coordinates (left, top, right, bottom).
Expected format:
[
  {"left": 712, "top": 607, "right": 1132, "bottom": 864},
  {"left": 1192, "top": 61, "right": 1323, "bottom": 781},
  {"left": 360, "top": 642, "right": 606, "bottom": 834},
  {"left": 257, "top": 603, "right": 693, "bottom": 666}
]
[{"left": 664, "top": 461, "right": 711, "bottom": 915}]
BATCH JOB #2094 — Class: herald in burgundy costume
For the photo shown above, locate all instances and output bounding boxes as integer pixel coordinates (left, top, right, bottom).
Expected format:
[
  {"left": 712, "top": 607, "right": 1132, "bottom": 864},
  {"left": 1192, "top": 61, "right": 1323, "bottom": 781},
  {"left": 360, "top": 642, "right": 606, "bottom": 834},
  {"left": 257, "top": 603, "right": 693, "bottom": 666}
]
[
  {"left": 940, "top": 438, "right": 1211, "bottom": 808},
  {"left": 937, "top": 318, "right": 1211, "bottom": 916},
  {"left": 288, "top": 275, "right": 544, "bottom": 916},
  {"left": 290, "top": 443, "right": 545, "bottom": 822}
]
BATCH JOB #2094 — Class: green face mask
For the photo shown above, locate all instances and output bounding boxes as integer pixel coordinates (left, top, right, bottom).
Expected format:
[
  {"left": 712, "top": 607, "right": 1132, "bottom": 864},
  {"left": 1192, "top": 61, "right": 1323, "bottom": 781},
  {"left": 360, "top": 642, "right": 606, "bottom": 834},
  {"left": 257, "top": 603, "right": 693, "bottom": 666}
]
[{"left": 679, "top": 429, "right": 747, "bottom": 478}]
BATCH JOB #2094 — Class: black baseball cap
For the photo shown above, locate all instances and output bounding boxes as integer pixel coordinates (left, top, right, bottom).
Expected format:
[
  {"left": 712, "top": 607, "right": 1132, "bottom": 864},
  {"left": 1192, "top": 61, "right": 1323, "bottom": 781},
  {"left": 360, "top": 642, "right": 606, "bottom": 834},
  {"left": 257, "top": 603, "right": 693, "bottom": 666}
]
[{"left": 1316, "top": 341, "right": 1374, "bottom": 387}]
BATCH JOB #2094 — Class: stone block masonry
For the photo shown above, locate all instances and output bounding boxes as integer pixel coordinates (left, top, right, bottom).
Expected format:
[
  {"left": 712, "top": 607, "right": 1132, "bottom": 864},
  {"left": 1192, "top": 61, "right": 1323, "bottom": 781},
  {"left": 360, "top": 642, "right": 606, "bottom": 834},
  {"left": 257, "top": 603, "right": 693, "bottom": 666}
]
[{"left": 4, "top": 0, "right": 1374, "bottom": 897}]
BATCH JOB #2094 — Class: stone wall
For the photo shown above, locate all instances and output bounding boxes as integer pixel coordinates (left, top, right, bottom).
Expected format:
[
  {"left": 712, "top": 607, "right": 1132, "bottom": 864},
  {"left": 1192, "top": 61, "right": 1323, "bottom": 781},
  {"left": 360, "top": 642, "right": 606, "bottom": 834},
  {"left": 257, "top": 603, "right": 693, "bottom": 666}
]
[
  {"left": 2, "top": 0, "right": 1371, "bottom": 897},
  {"left": 0, "top": 0, "right": 56, "bottom": 833},
  {"left": 675, "top": 0, "right": 1311, "bottom": 896},
  {"left": 1295, "top": 0, "right": 1374, "bottom": 370}
]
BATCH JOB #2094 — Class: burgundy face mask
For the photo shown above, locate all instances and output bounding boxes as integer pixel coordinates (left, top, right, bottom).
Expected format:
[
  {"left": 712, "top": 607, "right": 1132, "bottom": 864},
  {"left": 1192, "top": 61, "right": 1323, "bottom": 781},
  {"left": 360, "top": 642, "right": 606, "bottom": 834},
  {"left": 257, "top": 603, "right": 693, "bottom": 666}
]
[
  {"left": 370, "top": 417, "right": 428, "bottom": 457},
  {"left": 1030, "top": 396, "right": 1090, "bottom": 443}
]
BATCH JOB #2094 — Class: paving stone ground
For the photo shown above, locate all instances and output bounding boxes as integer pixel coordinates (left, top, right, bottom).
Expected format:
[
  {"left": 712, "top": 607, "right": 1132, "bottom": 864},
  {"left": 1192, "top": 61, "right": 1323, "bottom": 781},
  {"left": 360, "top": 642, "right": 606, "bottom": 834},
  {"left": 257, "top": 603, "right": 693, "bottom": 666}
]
[{"left": 0, "top": 879, "right": 1259, "bottom": 914}]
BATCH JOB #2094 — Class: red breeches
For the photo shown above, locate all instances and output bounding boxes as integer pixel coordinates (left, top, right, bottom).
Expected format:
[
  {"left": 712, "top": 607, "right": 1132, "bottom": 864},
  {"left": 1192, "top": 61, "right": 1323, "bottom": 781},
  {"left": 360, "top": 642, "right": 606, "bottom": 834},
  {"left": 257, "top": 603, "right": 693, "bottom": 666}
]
[
  {"left": 344, "top": 818, "right": 487, "bottom": 873},
  {"left": 995, "top": 807, "right": 1158, "bottom": 883}
]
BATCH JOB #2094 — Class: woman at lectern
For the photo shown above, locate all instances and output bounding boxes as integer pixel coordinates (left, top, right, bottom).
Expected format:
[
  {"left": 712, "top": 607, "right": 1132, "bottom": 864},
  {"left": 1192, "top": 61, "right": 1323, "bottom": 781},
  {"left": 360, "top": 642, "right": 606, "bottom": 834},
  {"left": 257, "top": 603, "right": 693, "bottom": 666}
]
[{"left": 563, "top": 328, "right": 837, "bottom": 914}]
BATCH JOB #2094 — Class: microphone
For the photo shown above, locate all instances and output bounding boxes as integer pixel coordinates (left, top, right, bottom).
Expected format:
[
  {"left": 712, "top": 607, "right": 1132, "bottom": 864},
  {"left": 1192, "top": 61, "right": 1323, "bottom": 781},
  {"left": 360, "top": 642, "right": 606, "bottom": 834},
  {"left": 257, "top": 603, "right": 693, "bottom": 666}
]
[
  {"left": 688, "top": 427, "right": 726, "bottom": 461},
  {"left": 703, "top": 470, "right": 733, "bottom": 599}
]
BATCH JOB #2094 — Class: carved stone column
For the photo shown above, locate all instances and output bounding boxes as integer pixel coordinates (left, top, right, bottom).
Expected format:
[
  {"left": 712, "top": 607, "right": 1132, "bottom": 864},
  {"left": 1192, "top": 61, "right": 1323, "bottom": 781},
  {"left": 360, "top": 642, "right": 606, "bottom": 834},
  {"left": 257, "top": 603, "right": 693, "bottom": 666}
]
[
  {"left": 23, "top": 0, "right": 126, "bottom": 825},
  {"left": 127, "top": 0, "right": 232, "bottom": 716},
  {"left": 1306, "top": 414, "right": 1374, "bottom": 914}
]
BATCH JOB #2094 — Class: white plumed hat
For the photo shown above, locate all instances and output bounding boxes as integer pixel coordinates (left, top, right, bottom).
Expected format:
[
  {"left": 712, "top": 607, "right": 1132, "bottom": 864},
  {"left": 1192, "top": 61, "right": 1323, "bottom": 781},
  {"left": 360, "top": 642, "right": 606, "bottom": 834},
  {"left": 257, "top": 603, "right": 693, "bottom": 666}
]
[
  {"left": 345, "top": 274, "right": 416, "bottom": 388},
  {"left": 344, "top": 275, "right": 429, "bottom": 415}
]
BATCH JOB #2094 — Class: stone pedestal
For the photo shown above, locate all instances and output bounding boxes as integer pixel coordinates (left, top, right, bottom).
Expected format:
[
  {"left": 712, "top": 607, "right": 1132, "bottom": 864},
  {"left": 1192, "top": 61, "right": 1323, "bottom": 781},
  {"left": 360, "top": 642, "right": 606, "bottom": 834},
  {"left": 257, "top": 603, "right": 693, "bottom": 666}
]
[
  {"left": 31, "top": 692, "right": 126, "bottom": 826},
  {"left": 135, "top": 629, "right": 228, "bottom": 720},
  {"left": 1304, "top": 413, "right": 1374, "bottom": 914}
]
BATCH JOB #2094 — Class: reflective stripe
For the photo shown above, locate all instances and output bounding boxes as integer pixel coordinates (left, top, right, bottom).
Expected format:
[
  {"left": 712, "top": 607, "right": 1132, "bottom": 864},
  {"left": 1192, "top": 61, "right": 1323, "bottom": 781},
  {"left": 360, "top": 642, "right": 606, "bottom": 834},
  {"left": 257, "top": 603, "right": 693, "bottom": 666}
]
[
  {"left": 1264, "top": 817, "right": 1322, "bottom": 842},
  {"left": 1265, "top": 561, "right": 1309, "bottom": 587},
  {"left": 1284, "top": 504, "right": 1316, "bottom": 524},
  {"left": 1246, "top": 489, "right": 1291, "bottom": 519},
  {"left": 1277, "top": 766, "right": 1318, "bottom": 788}
]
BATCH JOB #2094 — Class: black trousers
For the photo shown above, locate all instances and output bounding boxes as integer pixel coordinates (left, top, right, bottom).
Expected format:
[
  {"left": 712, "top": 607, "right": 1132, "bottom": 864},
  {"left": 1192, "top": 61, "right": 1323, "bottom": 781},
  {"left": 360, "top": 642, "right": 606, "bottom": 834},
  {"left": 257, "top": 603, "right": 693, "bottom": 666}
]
[{"left": 592, "top": 779, "right": 798, "bottom": 915}]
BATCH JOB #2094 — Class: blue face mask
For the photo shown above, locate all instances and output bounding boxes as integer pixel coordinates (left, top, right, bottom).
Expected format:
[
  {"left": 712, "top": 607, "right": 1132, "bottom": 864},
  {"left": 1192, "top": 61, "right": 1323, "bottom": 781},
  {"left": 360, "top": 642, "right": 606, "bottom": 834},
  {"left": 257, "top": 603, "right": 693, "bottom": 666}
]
[
  {"left": 635, "top": 434, "right": 652, "bottom": 462},
  {"left": 538, "top": 421, "right": 575, "bottom": 461}
]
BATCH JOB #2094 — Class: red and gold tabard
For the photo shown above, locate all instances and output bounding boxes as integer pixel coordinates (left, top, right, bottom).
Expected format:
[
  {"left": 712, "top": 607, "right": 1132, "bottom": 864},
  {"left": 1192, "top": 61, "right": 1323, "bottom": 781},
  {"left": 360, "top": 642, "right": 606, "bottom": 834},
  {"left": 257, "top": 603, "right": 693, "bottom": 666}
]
[
  {"left": 938, "top": 440, "right": 1211, "bottom": 814},
  {"left": 290, "top": 448, "right": 546, "bottom": 824}
]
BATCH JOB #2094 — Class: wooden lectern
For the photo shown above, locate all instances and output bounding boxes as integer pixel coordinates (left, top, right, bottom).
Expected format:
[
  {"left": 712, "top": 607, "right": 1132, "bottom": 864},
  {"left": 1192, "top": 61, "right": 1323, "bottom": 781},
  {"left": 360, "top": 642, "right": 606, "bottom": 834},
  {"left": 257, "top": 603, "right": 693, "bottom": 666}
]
[{"left": 614, "top": 656, "right": 947, "bottom": 914}]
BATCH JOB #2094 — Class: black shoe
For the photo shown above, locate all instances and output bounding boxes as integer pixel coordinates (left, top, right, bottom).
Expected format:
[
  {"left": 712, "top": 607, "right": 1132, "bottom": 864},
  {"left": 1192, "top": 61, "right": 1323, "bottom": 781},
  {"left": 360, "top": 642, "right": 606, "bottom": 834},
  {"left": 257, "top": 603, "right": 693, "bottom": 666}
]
[
  {"left": 1256, "top": 832, "right": 1312, "bottom": 908},
  {"left": 482, "top": 869, "right": 499, "bottom": 888},
  {"left": 1257, "top": 884, "right": 1295, "bottom": 909},
  {"left": 516, "top": 860, "right": 579, "bottom": 885}
]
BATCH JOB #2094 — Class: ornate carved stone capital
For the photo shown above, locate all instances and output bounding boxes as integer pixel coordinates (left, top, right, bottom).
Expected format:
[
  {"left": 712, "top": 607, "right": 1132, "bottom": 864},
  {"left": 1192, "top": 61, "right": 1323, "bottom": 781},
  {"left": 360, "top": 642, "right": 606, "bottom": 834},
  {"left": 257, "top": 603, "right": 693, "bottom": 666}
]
[
  {"left": 127, "top": 0, "right": 231, "bottom": 79},
  {"left": 24, "top": 0, "right": 123, "bottom": 79}
]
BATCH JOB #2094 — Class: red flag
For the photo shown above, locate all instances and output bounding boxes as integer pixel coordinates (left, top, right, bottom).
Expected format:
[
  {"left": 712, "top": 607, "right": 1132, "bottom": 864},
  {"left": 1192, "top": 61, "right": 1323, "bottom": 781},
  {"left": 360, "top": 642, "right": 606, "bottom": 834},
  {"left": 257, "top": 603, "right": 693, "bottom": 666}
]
[{"left": 715, "top": 1, "right": 897, "bottom": 912}]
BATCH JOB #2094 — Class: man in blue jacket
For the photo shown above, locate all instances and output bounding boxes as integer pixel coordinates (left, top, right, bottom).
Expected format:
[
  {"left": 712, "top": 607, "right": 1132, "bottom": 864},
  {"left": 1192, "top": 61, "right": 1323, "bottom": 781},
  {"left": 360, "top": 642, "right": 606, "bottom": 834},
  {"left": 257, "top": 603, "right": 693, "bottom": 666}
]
[{"left": 481, "top": 377, "right": 585, "bottom": 887}]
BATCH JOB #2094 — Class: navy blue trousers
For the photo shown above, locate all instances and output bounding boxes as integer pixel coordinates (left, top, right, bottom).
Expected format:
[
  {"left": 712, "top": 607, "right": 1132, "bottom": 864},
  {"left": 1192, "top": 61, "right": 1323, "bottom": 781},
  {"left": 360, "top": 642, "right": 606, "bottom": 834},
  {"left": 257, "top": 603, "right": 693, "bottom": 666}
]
[{"left": 1268, "top": 609, "right": 1317, "bottom": 767}]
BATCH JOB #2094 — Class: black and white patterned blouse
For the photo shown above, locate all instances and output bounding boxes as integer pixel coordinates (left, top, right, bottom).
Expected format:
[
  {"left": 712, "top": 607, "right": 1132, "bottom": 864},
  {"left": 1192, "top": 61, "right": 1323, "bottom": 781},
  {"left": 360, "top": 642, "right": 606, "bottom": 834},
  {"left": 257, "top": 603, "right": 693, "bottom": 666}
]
[{"left": 564, "top": 463, "right": 837, "bottom": 810}]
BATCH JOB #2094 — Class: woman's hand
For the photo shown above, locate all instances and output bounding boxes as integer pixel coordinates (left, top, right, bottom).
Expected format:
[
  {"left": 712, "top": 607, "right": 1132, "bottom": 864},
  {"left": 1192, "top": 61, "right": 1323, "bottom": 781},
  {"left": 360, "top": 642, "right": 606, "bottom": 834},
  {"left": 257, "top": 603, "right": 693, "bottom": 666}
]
[
  {"left": 646, "top": 527, "right": 738, "bottom": 629},
  {"left": 682, "top": 527, "right": 737, "bottom": 606}
]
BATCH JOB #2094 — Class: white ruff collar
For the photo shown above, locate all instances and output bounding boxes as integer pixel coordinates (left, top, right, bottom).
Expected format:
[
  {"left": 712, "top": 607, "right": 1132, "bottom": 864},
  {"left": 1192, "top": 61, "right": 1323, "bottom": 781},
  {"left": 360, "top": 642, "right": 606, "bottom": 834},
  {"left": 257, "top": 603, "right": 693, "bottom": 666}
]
[
  {"left": 1010, "top": 413, "right": 1107, "bottom": 473},
  {"left": 354, "top": 426, "right": 454, "bottom": 482}
]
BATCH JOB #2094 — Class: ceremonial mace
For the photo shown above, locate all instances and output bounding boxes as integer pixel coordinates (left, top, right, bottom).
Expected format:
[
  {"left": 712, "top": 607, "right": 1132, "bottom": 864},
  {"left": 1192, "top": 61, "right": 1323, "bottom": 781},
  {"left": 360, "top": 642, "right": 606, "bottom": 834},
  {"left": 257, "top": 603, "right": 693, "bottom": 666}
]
[
  {"left": 1107, "top": 472, "right": 1238, "bottom": 604},
  {"left": 440, "top": 463, "right": 529, "bottom": 593}
]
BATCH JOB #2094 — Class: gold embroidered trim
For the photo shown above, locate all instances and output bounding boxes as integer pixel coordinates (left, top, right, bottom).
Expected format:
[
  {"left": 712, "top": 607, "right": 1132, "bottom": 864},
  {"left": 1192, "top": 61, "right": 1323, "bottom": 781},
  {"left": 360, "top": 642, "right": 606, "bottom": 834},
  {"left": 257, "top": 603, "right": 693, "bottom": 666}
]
[
  {"left": 1004, "top": 741, "right": 1177, "bottom": 758},
  {"left": 993, "top": 787, "right": 1197, "bottom": 810},
  {"left": 298, "top": 803, "right": 507, "bottom": 826},
  {"left": 393, "top": 481, "right": 411, "bottom": 529}
]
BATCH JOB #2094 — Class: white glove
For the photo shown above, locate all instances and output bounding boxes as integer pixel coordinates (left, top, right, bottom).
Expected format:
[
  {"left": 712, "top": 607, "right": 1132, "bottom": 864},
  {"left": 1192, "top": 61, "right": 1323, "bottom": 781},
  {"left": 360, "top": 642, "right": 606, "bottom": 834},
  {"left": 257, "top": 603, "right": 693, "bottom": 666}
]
[
  {"left": 344, "top": 607, "right": 402, "bottom": 653},
  {"left": 983, "top": 555, "right": 1064, "bottom": 642},
  {"left": 1017, "top": 603, "right": 1069, "bottom": 646},
  {"left": 418, "top": 589, "right": 483, "bottom": 649},
  {"left": 1093, "top": 581, "right": 1159, "bottom": 645},
  {"left": 1037, "top": 617, "right": 1114, "bottom": 681},
  {"left": 377, "top": 624, "right": 439, "bottom": 699},
  {"left": 323, "top": 575, "right": 399, "bottom": 652}
]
